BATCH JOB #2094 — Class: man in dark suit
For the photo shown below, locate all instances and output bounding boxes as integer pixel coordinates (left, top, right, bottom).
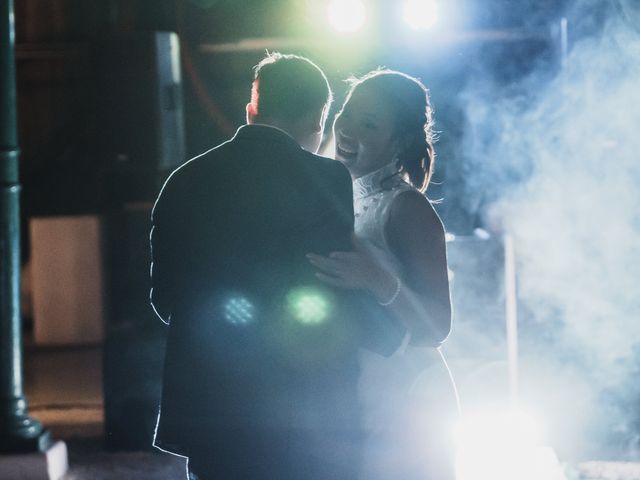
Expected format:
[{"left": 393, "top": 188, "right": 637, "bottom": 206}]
[{"left": 150, "top": 52, "right": 405, "bottom": 480}]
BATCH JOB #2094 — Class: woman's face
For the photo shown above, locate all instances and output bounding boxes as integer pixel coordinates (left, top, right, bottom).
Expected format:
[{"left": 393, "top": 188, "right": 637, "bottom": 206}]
[{"left": 333, "top": 85, "right": 399, "bottom": 179}]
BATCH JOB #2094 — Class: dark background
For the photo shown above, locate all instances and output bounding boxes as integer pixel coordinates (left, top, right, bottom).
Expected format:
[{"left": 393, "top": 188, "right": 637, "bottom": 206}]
[{"left": 15, "top": 0, "right": 569, "bottom": 235}]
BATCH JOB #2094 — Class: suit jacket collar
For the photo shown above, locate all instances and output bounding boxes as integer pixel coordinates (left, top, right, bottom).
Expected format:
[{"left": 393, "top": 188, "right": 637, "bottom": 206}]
[{"left": 234, "top": 124, "right": 303, "bottom": 151}]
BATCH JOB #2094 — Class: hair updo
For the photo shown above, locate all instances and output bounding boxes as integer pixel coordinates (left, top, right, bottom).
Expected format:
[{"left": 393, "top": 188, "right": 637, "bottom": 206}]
[{"left": 345, "top": 69, "right": 436, "bottom": 192}]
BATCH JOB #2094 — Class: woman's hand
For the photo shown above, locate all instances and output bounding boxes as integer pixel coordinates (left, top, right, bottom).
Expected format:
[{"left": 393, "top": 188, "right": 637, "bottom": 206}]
[{"left": 306, "top": 250, "right": 397, "bottom": 302}]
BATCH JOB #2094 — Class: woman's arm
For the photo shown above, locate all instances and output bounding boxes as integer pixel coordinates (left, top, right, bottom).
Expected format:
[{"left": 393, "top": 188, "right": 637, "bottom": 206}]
[
  {"left": 384, "top": 190, "right": 452, "bottom": 346},
  {"left": 307, "top": 191, "right": 452, "bottom": 346}
]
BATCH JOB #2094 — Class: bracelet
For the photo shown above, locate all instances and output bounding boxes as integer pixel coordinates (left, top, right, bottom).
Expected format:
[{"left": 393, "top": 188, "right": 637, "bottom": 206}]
[{"left": 378, "top": 275, "right": 402, "bottom": 306}]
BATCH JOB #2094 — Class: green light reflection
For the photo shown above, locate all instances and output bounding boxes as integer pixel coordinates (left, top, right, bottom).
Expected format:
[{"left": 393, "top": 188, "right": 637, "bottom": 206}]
[{"left": 286, "top": 286, "right": 332, "bottom": 325}]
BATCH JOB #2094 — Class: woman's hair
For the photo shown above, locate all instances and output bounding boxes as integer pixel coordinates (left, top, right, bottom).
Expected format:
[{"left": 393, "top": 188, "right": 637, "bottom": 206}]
[{"left": 345, "top": 69, "right": 436, "bottom": 192}]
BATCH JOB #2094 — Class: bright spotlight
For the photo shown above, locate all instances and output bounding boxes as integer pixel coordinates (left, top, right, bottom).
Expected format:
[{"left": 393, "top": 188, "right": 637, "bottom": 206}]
[
  {"left": 286, "top": 287, "right": 331, "bottom": 325},
  {"left": 455, "top": 409, "right": 542, "bottom": 449},
  {"left": 403, "top": 0, "right": 439, "bottom": 30},
  {"left": 327, "top": 0, "right": 366, "bottom": 33},
  {"left": 455, "top": 409, "right": 568, "bottom": 480}
]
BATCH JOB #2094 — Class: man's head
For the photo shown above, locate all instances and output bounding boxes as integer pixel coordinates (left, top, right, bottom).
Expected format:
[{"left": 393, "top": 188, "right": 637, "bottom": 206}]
[{"left": 246, "top": 52, "right": 333, "bottom": 153}]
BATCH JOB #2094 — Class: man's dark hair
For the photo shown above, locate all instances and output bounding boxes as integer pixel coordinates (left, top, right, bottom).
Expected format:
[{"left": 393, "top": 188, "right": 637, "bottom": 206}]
[{"left": 252, "top": 52, "right": 333, "bottom": 123}]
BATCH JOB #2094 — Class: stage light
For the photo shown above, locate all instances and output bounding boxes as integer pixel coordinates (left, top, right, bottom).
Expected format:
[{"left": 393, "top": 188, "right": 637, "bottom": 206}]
[
  {"left": 403, "top": 0, "right": 439, "bottom": 30},
  {"left": 223, "top": 296, "right": 255, "bottom": 326},
  {"left": 286, "top": 287, "right": 330, "bottom": 325},
  {"left": 455, "top": 408, "right": 568, "bottom": 480},
  {"left": 455, "top": 408, "right": 541, "bottom": 451},
  {"left": 327, "top": 0, "right": 366, "bottom": 33}
]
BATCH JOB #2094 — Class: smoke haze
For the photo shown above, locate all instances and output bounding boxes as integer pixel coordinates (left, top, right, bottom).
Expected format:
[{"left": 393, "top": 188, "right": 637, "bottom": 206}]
[{"left": 456, "top": 0, "right": 640, "bottom": 459}]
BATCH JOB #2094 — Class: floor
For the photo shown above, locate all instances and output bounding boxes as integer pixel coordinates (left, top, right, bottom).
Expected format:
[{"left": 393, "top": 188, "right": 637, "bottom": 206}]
[
  {"left": 60, "top": 438, "right": 187, "bottom": 480},
  {"left": 23, "top": 344, "right": 186, "bottom": 480},
  {"left": 13, "top": 344, "right": 640, "bottom": 480}
]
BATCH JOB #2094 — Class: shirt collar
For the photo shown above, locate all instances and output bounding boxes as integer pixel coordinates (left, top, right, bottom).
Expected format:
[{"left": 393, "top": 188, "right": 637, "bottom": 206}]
[{"left": 353, "top": 162, "right": 404, "bottom": 199}]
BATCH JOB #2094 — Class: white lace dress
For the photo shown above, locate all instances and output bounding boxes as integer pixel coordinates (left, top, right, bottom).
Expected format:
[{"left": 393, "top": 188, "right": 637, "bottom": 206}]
[{"left": 353, "top": 163, "right": 459, "bottom": 480}]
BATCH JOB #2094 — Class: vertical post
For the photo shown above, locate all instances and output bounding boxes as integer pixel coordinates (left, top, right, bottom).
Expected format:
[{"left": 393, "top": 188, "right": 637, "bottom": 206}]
[
  {"left": 560, "top": 17, "right": 568, "bottom": 69},
  {"left": 503, "top": 234, "right": 519, "bottom": 406},
  {"left": 0, "top": 0, "right": 50, "bottom": 452}
]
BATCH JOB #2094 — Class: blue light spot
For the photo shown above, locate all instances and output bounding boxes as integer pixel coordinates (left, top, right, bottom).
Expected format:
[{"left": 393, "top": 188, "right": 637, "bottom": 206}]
[{"left": 224, "top": 296, "right": 255, "bottom": 326}]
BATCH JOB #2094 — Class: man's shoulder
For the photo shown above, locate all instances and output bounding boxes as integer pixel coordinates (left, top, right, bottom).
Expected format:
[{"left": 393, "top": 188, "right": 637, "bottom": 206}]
[
  {"left": 165, "top": 138, "right": 236, "bottom": 184},
  {"left": 301, "top": 150, "right": 351, "bottom": 180},
  {"left": 152, "top": 138, "right": 235, "bottom": 214},
  {"left": 184, "top": 138, "right": 236, "bottom": 170},
  {"left": 309, "top": 153, "right": 353, "bottom": 197}
]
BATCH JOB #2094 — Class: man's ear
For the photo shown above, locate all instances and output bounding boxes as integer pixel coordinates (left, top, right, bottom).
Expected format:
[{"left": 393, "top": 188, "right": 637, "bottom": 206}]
[
  {"left": 247, "top": 79, "right": 260, "bottom": 124},
  {"left": 246, "top": 102, "right": 257, "bottom": 124}
]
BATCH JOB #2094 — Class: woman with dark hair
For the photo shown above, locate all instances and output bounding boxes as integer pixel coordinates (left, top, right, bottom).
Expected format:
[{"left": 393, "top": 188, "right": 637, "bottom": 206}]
[{"left": 308, "top": 69, "right": 459, "bottom": 479}]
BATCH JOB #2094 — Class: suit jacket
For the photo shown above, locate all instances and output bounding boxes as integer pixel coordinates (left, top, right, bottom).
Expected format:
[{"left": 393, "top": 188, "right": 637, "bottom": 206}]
[{"left": 149, "top": 124, "right": 405, "bottom": 462}]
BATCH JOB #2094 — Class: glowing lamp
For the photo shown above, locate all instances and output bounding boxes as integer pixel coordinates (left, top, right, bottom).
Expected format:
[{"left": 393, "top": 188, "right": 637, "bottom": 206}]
[
  {"left": 403, "top": 0, "right": 439, "bottom": 30},
  {"left": 455, "top": 409, "right": 567, "bottom": 480},
  {"left": 327, "top": 0, "right": 366, "bottom": 33}
]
